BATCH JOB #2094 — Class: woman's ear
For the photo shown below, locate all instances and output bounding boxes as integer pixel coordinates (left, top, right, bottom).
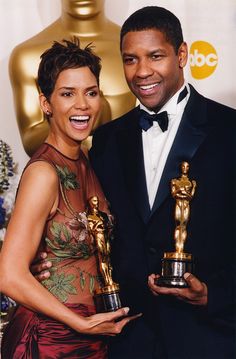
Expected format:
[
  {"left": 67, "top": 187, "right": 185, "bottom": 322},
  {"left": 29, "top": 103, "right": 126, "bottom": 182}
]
[{"left": 39, "top": 94, "right": 52, "bottom": 118}]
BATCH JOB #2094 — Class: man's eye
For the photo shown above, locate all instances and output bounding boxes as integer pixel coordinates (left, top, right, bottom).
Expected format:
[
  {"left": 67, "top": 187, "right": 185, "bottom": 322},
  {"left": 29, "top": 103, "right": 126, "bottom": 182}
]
[
  {"left": 151, "top": 54, "right": 163, "bottom": 60},
  {"left": 123, "top": 57, "right": 136, "bottom": 64}
]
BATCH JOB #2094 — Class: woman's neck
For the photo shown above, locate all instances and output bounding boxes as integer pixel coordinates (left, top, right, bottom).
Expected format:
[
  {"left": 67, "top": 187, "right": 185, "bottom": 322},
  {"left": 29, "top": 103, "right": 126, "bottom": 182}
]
[{"left": 45, "top": 136, "right": 81, "bottom": 160}]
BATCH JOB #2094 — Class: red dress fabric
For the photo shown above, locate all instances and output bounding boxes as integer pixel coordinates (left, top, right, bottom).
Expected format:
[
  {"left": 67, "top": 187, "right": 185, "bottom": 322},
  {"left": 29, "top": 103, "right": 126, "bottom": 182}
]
[
  {"left": 1, "top": 304, "right": 107, "bottom": 359},
  {"left": 1, "top": 143, "right": 111, "bottom": 358}
]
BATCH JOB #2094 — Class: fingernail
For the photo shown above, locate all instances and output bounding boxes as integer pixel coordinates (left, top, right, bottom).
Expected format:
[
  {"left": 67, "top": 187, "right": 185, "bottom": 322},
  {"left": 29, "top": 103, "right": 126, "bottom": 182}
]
[
  {"left": 184, "top": 272, "right": 191, "bottom": 279},
  {"left": 40, "top": 253, "right": 47, "bottom": 259},
  {"left": 123, "top": 307, "right": 130, "bottom": 314},
  {"left": 46, "top": 261, "right": 52, "bottom": 268}
]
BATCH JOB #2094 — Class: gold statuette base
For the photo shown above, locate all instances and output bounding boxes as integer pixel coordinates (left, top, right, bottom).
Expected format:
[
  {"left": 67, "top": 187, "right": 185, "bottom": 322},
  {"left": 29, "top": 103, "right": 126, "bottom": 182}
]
[
  {"left": 94, "top": 283, "right": 122, "bottom": 313},
  {"left": 156, "top": 252, "right": 194, "bottom": 288}
]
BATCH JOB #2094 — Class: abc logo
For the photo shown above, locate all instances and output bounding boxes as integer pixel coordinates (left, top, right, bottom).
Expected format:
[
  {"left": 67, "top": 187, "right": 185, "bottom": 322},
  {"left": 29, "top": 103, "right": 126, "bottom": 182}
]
[{"left": 189, "top": 41, "right": 218, "bottom": 79}]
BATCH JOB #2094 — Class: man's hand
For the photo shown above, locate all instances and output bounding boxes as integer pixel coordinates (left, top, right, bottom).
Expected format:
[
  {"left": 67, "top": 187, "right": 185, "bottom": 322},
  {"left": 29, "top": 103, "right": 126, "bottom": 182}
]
[
  {"left": 30, "top": 252, "right": 52, "bottom": 281},
  {"left": 148, "top": 273, "right": 208, "bottom": 306}
]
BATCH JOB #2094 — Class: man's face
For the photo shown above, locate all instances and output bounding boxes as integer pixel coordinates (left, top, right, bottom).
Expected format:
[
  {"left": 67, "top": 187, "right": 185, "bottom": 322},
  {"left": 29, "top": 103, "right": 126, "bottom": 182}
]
[{"left": 121, "top": 29, "right": 187, "bottom": 112}]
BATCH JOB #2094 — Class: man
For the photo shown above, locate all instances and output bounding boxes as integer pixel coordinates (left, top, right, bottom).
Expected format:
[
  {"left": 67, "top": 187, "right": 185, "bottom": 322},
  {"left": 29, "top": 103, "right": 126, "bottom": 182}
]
[{"left": 35, "top": 6, "right": 236, "bottom": 358}]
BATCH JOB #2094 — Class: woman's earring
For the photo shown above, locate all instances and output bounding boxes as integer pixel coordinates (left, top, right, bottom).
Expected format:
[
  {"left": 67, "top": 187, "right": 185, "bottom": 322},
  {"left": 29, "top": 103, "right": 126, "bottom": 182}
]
[{"left": 45, "top": 110, "right": 52, "bottom": 118}]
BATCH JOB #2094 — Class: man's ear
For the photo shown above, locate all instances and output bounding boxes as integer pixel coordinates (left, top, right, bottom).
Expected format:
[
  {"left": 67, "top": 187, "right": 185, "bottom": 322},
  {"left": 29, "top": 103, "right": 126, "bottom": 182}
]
[{"left": 178, "top": 42, "right": 188, "bottom": 69}]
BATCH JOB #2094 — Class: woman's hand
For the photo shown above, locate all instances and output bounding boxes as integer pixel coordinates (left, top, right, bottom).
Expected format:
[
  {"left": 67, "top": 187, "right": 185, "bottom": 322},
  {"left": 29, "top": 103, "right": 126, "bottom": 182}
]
[
  {"left": 30, "top": 253, "right": 142, "bottom": 335},
  {"left": 79, "top": 307, "right": 142, "bottom": 336}
]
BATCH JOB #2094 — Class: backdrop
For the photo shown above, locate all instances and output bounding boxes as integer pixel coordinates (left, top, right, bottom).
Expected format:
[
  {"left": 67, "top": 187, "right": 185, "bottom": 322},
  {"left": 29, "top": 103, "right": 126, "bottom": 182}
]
[{"left": 1, "top": 0, "right": 236, "bottom": 173}]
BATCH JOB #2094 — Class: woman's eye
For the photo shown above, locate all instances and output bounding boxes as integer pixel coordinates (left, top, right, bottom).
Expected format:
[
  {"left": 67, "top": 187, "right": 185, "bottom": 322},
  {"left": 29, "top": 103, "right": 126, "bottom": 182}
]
[
  {"left": 87, "top": 90, "right": 98, "bottom": 97},
  {"left": 61, "top": 92, "right": 72, "bottom": 97}
]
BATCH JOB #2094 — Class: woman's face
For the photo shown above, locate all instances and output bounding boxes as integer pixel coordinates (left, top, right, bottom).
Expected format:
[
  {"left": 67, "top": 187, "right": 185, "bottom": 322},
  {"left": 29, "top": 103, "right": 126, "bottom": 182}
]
[{"left": 42, "top": 66, "right": 101, "bottom": 145}]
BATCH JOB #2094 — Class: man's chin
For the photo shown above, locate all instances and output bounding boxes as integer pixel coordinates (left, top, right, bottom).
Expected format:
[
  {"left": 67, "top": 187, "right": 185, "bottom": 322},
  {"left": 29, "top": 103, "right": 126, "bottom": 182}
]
[{"left": 139, "top": 100, "right": 161, "bottom": 112}]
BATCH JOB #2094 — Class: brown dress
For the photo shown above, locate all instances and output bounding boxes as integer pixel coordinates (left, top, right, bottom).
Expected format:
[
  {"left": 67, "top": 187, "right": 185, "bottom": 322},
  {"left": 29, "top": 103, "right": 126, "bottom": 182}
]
[{"left": 1, "top": 143, "right": 110, "bottom": 359}]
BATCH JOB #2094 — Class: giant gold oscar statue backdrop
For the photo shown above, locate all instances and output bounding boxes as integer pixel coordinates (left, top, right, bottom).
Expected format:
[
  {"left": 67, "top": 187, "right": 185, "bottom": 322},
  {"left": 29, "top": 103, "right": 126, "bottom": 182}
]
[{"left": 9, "top": 0, "right": 136, "bottom": 157}]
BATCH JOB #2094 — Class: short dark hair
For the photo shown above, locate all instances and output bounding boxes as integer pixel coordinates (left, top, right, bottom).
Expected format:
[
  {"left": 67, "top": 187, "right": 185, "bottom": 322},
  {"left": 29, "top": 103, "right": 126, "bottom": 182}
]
[
  {"left": 37, "top": 37, "right": 101, "bottom": 99},
  {"left": 120, "top": 6, "right": 183, "bottom": 54}
]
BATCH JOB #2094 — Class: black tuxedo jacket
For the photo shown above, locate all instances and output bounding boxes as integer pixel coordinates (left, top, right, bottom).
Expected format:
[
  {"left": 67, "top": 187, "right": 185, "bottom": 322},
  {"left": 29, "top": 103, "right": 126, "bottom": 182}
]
[{"left": 90, "top": 85, "right": 236, "bottom": 358}]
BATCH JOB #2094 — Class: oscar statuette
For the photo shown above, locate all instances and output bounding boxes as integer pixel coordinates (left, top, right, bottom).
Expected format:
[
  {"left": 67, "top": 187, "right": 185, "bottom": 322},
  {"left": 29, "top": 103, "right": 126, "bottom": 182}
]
[
  {"left": 87, "top": 196, "right": 122, "bottom": 312},
  {"left": 156, "top": 162, "right": 197, "bottom": 288}
]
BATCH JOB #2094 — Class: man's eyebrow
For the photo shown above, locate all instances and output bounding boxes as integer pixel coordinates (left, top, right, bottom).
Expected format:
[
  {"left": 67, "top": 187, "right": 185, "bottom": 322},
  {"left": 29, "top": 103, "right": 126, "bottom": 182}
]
[
  {"left": 122, "top": 52, "right": 136, "bottom": 57},
  {"left": 122, "top": 48, "right": 166, "bottom": 57}
]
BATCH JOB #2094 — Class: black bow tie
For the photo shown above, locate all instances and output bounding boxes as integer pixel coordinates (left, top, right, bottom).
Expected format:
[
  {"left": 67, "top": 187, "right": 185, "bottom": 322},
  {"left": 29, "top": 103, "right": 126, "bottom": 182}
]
[
  {"left": 139, "top": 110, "right": 169, "bottom": 132},
  {"left": 139, "top": 86, "right": 188, "bottom": 132}
]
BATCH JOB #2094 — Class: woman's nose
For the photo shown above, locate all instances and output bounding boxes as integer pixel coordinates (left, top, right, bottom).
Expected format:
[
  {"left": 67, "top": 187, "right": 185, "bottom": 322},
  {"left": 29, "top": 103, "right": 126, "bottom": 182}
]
[{"left": 74, "top": 94, "right": 89, "bottom": 110}]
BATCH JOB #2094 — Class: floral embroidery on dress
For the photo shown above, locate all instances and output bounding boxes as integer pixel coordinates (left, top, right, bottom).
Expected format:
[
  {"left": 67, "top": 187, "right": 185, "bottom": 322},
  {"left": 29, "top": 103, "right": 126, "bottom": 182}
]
[
  {"left": 46, "top": 220, "right": 94, "bottom": 259},
  {"left": 40, "top": 155, "right": 104, "bottom": 302},
  {"left": 42, "top": 265, "right": 101, "bottom": 300},
  {"left": 79, "top": 271, "right": 100, "bottom": 294},
  {"left": 42, "top": 272, "right": 77, "bottom": 302},
  {"left": 43, "top": 207, "right": 101, "bottom": 297},
  {"left": 55, "top": 165, "right": 80, "bottom": 189}
]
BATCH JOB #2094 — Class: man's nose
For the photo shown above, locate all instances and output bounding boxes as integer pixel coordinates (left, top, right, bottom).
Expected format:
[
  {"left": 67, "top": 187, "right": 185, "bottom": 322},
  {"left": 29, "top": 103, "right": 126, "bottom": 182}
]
[{"left": 136, "top": 59, "right": 154, "bottom": 78}]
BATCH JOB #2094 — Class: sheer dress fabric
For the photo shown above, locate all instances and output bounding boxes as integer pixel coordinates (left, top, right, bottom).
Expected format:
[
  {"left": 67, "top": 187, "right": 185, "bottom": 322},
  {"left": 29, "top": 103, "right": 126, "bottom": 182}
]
[{"left": 1, "top": 143, "right": 110, "bottom": 358}]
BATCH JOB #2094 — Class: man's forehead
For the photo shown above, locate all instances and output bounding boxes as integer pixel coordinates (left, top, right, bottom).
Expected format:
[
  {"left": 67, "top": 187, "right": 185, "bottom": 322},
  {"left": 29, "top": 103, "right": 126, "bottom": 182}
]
[{"left": 121, "top": 30, "right": 170, "bottom": 54}]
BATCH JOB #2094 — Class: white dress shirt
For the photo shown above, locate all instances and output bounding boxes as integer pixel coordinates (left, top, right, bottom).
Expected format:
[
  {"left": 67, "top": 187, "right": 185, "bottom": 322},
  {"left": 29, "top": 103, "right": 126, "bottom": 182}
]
[{"left": 140, "top": 82, "right": 190, "bottom": 208}]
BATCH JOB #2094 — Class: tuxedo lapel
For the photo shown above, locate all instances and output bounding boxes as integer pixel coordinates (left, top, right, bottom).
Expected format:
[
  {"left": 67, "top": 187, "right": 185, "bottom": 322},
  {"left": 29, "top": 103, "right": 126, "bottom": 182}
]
[
  {"left": 151, "top": 86, "right": 209, "bottom": 216},
  {"left": 116, "top": 107, "right": 151, "bottom": 222}
]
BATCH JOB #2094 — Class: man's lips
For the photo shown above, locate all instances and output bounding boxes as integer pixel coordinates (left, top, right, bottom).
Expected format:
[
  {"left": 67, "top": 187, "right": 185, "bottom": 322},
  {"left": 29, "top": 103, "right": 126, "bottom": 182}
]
[
  {"left": 138, "top": 83, "right": 159, "bottom": 90},
  {"left": 136, "top": 82, "right": 160, "bottom": 96}
]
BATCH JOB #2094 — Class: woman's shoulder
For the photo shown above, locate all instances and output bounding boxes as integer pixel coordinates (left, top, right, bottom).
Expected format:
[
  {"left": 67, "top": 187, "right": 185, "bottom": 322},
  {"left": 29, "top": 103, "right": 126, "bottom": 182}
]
[{"left": 22, "top": 159, "right": 58, "bottom": 189}]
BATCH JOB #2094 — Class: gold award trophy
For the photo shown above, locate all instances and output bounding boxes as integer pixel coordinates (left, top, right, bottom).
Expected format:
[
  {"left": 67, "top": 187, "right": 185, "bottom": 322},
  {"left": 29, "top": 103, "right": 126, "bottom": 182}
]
[
  {"left": 87, "top": 196, "right": 121, "bottom": 312},
  {"left": 156, "top": 162, "right": 196, "bottom": 287}
]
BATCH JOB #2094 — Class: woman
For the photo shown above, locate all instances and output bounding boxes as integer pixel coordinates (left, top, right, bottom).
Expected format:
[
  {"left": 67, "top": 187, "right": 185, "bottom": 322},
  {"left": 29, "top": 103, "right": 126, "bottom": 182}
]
[
  {"left": 9, "top": 0, "right": 136, "bottom": 156},
  {"left": 0, "top": 38, "right": 138, "bottom": 358}
]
